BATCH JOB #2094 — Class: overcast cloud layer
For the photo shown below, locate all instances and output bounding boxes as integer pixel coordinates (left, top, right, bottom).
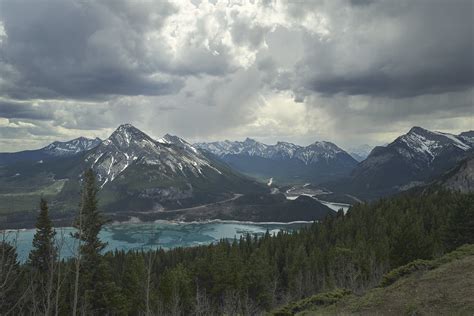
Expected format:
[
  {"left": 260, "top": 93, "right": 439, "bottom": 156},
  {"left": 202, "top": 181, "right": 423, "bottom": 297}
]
[{"left": 0, "top": 0, "right": 473, "bottom": 152}]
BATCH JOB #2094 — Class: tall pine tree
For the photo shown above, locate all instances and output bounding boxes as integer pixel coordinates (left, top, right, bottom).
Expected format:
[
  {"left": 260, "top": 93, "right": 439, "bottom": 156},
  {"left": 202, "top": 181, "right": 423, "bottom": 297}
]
[
  {"left": 73, "top": 169, "right": 107, "bottom": 312},
  {"left": 29, "top": 198, "right": 56, "bottom": 273},
  {"left": 28, "top": 198, "right": 57, "bottom": 314},
  {"left": 72, "top": 169, "right": 124, "bottom": 314}
]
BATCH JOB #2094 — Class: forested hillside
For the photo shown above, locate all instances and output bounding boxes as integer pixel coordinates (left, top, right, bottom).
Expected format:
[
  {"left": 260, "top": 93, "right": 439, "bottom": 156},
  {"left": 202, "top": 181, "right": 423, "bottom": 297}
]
[{"left": 1, "top": 183, "right": 473, "bottom": 314}]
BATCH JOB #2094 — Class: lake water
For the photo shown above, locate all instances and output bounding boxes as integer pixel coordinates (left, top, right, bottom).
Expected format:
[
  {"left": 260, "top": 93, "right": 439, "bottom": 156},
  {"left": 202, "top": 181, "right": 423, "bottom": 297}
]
[{"left": 4, "top": 220, "right": 311, "bottom": 262}]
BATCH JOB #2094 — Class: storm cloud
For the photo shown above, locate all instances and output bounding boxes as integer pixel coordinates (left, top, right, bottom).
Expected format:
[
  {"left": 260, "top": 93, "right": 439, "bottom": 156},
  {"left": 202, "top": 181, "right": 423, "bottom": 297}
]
[{"left": 0, "top": 0, "right": 472, "bottom": 151}]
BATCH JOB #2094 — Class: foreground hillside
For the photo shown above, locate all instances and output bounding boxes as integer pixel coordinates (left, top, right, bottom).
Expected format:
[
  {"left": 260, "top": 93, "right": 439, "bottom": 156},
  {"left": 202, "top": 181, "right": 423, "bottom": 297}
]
[{"left": 274, "top": 244, "right": 474, "bottom": 315}]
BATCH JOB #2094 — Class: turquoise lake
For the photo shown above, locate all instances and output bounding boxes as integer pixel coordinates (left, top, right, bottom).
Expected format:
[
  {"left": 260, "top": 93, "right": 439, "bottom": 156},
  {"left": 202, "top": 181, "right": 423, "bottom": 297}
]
[{"left": 4, "top": 220, "right": 311, "bottom": 261}]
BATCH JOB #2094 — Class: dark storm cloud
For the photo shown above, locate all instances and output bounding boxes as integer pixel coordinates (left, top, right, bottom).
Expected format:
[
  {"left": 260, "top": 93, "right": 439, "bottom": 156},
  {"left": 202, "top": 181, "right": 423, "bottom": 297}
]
[
  {"left": 292, "top": 0, "right": 474, "bottom": 98},
  {"left": 0, "top": 100, "right": 54, "bottom": 120},
  {"left": 305, "top": 68, "right": 474, "bottom": 98},
  {"left": 0, "top": 0, "right": 472, "bottom": 151},
  {"left": 0, "top": 0, "right": 183, "bottom": 99}
]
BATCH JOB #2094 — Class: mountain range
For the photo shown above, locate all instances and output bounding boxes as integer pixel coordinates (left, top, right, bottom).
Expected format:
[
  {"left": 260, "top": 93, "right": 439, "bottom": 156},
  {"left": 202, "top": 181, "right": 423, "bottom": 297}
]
[
  {"left": 328, "top": 127, "right": 474, "bottom": 198},
  {"left": 1, "top": 124, "right": 472, "bottom": 228},
  {"left": 195, "top": 138, "right": 358, "bottom": 184}
]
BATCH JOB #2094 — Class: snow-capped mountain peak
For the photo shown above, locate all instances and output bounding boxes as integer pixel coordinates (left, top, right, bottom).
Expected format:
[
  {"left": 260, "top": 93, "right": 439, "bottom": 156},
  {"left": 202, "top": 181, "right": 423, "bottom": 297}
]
[
  {"left": 394, "top": 126, "right": 472, "bottom": 162},
  {"left": 44, "top": 136, "right": 101, "bottom": 156},
  {"left": 294, "top": 141, "right": 347, "bottom": 164},
  {"left": 86, "top": 125, "right": 221, "bottom": 187},
  {"left": 108, "top": 124, "right": 154, "bottom": 148}
]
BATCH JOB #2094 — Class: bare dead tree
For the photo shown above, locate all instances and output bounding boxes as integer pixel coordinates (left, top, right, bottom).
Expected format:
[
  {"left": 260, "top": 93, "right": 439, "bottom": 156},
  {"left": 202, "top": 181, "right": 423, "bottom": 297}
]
[
  {"left": 194, "top": 282, "right": 211, "bottom": 316},
  {"left": 144, "top": 249, "right": 157, "bottom": 316},
  {"left": 170, "top": 283, "right": 182, "bottom": 316},
  {"left": 72, "top": 210, "right": 83, "bottom": 316},
  {"left": 222, "top": 289, "right": 241, "bottom": 316},
  {"left": 241, "top": 292, "right": 262, "bottom": 316},
  {"left": 54, "top": 228, "right": 70, "bottom": 316}
]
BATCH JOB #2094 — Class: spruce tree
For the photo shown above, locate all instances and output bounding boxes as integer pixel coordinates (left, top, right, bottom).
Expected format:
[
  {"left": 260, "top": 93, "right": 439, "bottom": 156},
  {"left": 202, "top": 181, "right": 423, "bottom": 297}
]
[
  {"left": 28, "top": 198, "right": 57, "bottom": 313},
  {"left": 29, "top": 198, "right": 56, "bottom": 273},
  {"left": 73, "top": 168, "right": 108, "bottom": 312}
]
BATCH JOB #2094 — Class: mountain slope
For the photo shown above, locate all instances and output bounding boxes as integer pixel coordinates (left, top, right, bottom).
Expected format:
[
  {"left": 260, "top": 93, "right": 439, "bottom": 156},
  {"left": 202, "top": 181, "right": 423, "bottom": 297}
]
[
  {"left": 0, "top": 136, "right": 101, "bottom": 165},
  {"left": 437, "top": 156, "right": 474, "bottom": 193},
  {"left": 195, "top": 139, "right": 358, "bottom": 184},
  {"left": 330, "top": 127, "right": 474, "bottom": 199}
]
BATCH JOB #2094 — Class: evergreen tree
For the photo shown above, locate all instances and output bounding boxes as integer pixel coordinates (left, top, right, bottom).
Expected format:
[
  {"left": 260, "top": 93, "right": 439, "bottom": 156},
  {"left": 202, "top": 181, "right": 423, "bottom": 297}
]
[
  {"left": 28, "top": 198, "right": 57, "bottom": 314},
  {"left": 73, "top": 169, "right": 108, "bottom": 313},
  {"left": 28, "top": 198, "right": 56, "bottom": 273}
]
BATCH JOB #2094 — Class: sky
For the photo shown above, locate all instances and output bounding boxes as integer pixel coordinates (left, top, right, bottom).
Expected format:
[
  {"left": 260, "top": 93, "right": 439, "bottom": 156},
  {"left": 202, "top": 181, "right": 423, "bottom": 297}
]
[{"left": 0, "top": 0, "right": 473, "bottom": 152}]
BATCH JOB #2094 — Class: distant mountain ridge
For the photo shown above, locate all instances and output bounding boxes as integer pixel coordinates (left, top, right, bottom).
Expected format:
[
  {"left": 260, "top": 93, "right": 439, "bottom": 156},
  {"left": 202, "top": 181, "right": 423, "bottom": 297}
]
[
  {"left": 195, "top": 138, "right": 358, "bottom": 184},
  {"left": 0, "top": 136, "right": 101, "bottom": 165},
  {"left": 44, "top": 136, "right": 102, "bottom": 156},
  {"left": 330, "top": 126, "right": 474, "bottom": 198},
  {"left": 347, "top": 144, "right": 374, "bottom": 162}
]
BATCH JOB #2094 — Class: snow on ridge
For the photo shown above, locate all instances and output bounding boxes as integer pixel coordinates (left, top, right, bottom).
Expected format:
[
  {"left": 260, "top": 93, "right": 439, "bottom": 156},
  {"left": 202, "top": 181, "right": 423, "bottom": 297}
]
[
  {"left": 44, "top": 137, "right": 101, "bottom": 156},
  {"left": 432, "top": 131, "right": 471, "bottom": 150},
  {"left": 195, "top": 139, "right": 350, "bottom": 165}
]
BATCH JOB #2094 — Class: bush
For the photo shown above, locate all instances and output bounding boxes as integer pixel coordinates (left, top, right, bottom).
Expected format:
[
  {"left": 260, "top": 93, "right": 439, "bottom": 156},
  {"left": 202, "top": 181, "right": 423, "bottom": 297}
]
[{"left": 380, "top": 259, "right": 434, "bottom": 287}]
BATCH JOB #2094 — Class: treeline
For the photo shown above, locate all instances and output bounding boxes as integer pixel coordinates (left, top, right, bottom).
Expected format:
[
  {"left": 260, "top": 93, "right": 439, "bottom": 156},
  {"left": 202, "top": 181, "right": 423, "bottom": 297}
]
[{"left": 1, "top": 170, "right": 473, "bottom": 315}]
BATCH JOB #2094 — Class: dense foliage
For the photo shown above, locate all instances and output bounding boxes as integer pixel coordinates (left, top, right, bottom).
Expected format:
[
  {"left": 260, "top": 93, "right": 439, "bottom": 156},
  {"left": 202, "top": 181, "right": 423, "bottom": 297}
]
[{"left": 1, "top": 183, "right": 473, "bottom": 314}]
